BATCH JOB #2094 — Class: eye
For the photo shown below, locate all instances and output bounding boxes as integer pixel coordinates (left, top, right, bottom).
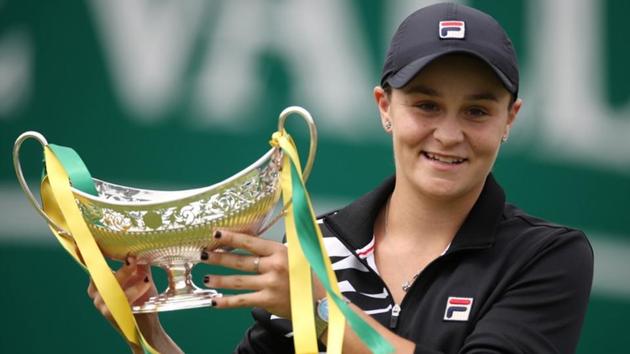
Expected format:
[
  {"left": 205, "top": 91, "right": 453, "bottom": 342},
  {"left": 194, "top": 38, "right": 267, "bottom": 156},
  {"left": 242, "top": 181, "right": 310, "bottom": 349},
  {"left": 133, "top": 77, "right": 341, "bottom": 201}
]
[
  {"left": 414, "top": 101, "right": 440, "bottom": 114},
  {"left": 466, "top": 107, "right": 489, "bottom": 119}
]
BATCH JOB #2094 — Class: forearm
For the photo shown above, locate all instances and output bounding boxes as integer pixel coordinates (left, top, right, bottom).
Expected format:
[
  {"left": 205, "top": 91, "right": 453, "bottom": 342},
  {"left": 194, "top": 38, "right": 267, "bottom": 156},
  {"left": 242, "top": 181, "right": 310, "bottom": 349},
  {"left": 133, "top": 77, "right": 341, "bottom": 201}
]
[{"left": 132, "top": 313, "right": 184, "bottom": 354}]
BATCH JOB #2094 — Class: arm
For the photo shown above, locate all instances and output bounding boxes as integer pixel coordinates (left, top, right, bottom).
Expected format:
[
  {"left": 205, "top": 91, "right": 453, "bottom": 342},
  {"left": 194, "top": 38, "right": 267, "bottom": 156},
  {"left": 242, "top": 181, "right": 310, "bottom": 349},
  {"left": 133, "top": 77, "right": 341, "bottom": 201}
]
[
  {"left": 203, "top": 230, "right": 418, "bottom": 353},
  {"left": 207, "top": 229, "right": 593, "bottom": 354},
  {"left": 87, "top": 257, "right": 183, "bottom": 354}
]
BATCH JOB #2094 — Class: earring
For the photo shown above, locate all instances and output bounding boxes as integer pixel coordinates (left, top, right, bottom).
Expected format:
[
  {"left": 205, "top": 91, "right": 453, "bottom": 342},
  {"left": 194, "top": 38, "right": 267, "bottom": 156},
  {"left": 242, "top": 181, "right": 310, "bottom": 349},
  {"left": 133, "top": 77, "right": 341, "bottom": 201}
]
[
  {"left": 384, "top": 120, "right": 392, "bottom": 130},
  {"left": 501, "top": 135, "right": 509, "bottom": 143}
]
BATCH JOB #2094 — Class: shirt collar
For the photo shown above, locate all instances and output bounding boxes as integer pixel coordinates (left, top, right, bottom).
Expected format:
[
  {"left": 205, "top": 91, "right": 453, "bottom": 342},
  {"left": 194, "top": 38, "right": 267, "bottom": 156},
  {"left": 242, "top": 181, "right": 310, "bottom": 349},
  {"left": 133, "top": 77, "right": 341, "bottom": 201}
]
[{"left": 324, "top": 174, "right": 505, "bottom": 252}]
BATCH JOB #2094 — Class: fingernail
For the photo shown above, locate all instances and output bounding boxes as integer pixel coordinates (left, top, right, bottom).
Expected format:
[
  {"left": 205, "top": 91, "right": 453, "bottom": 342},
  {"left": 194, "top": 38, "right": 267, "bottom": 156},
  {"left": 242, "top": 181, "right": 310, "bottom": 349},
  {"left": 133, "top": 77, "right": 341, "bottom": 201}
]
[
  {"left": 214, "top": 230, "right": 222, "bottom": 239},
  {"left": 211, "top": 300, "right": 217, "bottom": 307},
  {"left": 203, "top": 275, "right": 210, "bottom": 284},
  {"left": 143, "top": 276, "right": 149, "bottom": 283},
  {"left": 200, "top": 250, "right": 209, "bottom": 261}
]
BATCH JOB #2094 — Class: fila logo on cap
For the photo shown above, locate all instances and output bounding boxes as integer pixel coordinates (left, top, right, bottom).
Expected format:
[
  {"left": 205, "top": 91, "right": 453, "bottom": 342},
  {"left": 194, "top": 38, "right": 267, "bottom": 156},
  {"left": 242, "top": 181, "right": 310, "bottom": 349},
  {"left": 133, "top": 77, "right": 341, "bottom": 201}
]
[
  {"left": 439, "top": 20, "right": 465, "bottom": 39},
  {"left": 443, "top": 296, "right": 473, "bottom": 321}
]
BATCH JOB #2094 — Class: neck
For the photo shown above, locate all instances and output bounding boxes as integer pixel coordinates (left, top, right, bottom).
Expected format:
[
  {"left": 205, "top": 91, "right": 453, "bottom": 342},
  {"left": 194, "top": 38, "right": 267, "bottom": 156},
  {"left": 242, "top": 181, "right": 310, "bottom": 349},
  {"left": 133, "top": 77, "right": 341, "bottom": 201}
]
[{"left": 384, "top": 177, "right": 484, "bottom": 247}]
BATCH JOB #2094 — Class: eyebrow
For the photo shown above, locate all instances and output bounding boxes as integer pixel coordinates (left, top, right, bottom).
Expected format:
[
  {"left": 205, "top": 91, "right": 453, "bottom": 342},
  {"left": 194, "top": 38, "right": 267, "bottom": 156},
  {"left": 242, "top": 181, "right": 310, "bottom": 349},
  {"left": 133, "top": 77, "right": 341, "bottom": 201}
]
[
  {"left": 402, "top": 84, "right": 500, "bottom": 102},
  {"left": 403, "top": 84, "right": 440, "bottom": 96},
  {"left": 465, "top": 92, "right": 499, "bottom": 102}
]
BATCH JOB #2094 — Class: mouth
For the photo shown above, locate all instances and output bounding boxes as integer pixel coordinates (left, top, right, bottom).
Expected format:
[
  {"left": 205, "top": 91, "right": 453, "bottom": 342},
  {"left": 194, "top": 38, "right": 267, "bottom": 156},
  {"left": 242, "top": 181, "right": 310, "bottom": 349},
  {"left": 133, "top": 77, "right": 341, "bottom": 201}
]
[{"left": 421, "top": 151, "right": 468, "bottom": 165}]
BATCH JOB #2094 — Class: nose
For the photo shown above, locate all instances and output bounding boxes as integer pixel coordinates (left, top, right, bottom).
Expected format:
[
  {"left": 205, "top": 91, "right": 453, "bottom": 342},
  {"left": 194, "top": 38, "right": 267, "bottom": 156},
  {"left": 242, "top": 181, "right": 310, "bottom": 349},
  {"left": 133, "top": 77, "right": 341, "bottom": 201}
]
[{"left": 432, "top": 115, "right": 464, "bottom": 146}]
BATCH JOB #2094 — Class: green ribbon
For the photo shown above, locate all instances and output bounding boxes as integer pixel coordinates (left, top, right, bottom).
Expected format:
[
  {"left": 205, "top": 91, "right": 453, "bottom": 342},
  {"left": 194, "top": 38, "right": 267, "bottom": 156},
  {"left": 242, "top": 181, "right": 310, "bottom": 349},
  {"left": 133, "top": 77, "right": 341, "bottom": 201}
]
[
  {"left": 289, "top": 162, "right": 394, "bottom": 353},
  {"left": 43, "top": 144, "right": 155, "bottom": 354},
  {"left": 48, "top": 144, "right": 98, "bottom": 196},
  {"left": 46, "top": 138, "right": 392, "bottom": 353}
]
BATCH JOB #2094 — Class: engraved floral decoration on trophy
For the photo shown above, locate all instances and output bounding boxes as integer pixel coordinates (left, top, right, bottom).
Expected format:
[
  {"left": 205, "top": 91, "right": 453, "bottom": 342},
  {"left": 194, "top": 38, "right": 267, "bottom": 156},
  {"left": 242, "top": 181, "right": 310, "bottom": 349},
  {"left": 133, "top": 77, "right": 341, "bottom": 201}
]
[{"left": 78, "top": 149, "right": 282, "bottom": 234}]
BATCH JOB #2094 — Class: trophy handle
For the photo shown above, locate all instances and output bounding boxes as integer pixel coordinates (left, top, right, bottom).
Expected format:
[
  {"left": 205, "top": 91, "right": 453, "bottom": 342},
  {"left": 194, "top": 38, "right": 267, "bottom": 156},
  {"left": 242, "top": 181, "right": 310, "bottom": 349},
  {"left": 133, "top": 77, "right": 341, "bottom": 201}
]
[
  {"left": 13, "top": 131, "right": 70, "bottom": 237},
  {"left": 277, "top": 106, "right": 317, "bottom": 181},
  {"left": 259, "top": 107, "right": 318, "bottom": 235}
]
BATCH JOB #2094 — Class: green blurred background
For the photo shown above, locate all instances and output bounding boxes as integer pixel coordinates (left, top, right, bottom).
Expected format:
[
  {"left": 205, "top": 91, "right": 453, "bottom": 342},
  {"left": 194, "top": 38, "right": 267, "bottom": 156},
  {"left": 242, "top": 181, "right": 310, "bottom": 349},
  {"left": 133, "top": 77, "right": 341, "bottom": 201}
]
[{"left": 1, "top": 0, "right": 628, "bottom": 353}]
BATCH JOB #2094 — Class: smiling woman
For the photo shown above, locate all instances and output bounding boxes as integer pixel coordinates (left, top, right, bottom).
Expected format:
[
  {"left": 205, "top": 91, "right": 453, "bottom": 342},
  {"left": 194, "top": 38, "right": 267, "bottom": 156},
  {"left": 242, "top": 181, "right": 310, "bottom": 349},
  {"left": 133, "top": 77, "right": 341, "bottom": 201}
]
[
  {"left": 376, "top": 54, "right": 521, "bottom": 203},
  {"left": 230, "top": 3, "right": 592, "bottom": 353},
  {"left": 86, "top": 3, "right": 593, "bottom": 354}
]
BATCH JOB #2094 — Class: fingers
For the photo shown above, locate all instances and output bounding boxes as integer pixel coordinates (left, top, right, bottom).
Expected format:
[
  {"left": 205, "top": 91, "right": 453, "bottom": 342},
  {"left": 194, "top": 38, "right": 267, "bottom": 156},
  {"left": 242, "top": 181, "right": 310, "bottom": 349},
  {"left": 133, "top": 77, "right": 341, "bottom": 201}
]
[
  {"left": 88, "top": 256, "right": 155, "bottom": 320},
  {"left": 201, "top": 251, "right": 262, "bottom": 273},
  {"left": 114, "top": 256, "right": 139, "bottom": 283},
  {"left": 87, "top": 258, "right": 133, "bottom": 301},
  {"left": 87, "top": 279, "right": 97, "bottom": 299},
  {"left": 211, "top": 289, "right": 291, "bottom": 318},
  {"left": 93, "top": 274, "right": 153, "bottom": 319},
  {"left": 201, "top": 229, "right": 288, "bottom": 274},
  {"left": 93, "top": 288, "right": 111, "bottom": 320},
  {"left": 202, "top": 230, "right": 292, "bottom": 318},
  {"left": 208, "top": 229, "right": 279, "bottom": 257},
  {"left": 125, "top": 277, "right": 154, "bottom": 306},
  {"left": 120, "top": 262, "right": 152, "bottom": 289},
  {"left": 203, "top": 274, "right": 267, "bottom": 291},
  {"left": 212, "top": 292, "right": 268, "bottom": 309}
]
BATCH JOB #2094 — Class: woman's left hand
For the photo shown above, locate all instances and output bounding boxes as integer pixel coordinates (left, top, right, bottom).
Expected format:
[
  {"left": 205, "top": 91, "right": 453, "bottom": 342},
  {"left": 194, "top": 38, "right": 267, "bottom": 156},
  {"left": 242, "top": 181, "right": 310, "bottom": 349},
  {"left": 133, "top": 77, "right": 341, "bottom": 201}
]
[
  {"left": 201, "top": 230, "right": 417, "bottom": 353},
  {"left": 200, "top": 229, "right": 292, "bottom": 319}
]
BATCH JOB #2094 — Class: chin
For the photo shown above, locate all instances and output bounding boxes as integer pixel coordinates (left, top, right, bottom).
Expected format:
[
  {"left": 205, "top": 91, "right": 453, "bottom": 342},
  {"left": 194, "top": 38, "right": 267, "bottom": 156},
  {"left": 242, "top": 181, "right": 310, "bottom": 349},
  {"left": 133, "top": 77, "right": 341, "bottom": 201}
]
[
  {"left": 413, "top": 174, "right": 466, "bottom": 200},
  {"left": 424, "top": 184, "right": 465, "bottom": 200}
]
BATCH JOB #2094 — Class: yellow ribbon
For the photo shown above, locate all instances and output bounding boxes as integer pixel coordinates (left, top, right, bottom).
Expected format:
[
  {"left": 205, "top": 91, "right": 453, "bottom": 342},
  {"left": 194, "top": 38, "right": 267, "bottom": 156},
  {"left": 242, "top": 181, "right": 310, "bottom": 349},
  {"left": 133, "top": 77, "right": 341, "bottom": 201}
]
[
  {"left": 41, "top": 146, "right": 158, "bottom": 354},
  {"left": 272, "top": 132, "right": 346, "bottom": 354},
  {"left": 38, "top": 129, "right": 387, "bottom": 354}
]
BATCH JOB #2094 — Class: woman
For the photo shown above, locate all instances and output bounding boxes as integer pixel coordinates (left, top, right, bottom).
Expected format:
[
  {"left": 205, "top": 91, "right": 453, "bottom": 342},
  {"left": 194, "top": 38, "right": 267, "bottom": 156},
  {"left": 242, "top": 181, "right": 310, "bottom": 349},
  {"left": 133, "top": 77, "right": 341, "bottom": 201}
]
[{"left": 89, "top": 3, "right": 593, "bottom": 353}]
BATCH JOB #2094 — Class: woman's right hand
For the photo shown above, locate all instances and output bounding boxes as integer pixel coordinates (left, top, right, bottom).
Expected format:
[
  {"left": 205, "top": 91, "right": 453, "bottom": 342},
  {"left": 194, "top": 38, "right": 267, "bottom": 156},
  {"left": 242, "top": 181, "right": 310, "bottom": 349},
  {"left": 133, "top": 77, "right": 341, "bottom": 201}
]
[
  {"left": 87, "top": 256, "right": 155, "bottom": 321},
  {"left": 87, "top": 257, "right": 182, "bottom": 354}
]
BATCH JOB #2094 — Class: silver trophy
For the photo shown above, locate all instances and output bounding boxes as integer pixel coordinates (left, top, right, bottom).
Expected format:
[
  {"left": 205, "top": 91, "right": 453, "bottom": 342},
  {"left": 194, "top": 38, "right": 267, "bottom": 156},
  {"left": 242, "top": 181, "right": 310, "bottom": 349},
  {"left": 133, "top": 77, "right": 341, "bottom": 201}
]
[{"left": 13, "top": 106, "right": 317, "bottom": 313}]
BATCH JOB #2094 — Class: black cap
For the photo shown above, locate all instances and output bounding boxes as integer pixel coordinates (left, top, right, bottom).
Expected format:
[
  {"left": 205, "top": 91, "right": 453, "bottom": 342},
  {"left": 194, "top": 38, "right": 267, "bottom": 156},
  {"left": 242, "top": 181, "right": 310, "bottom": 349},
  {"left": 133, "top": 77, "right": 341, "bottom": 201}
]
[{"left": 380, "top": 2, "right": 519, "bottom": 96}]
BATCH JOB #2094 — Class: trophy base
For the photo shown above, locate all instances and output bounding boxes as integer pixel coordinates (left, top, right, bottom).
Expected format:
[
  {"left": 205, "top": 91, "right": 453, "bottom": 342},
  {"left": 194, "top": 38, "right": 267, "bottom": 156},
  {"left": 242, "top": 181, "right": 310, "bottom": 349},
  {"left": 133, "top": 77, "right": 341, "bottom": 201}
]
[{"left": 132, "top": 288, "right": 222, "bottom": 313}]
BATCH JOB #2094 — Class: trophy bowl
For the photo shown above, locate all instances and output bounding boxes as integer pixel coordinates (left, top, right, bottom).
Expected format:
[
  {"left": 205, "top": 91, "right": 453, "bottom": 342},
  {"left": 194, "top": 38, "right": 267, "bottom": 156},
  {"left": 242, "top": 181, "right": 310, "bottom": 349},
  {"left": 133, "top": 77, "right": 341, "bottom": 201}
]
[{"left": 13, "top": 106, "right": 317, "bottom": 313}]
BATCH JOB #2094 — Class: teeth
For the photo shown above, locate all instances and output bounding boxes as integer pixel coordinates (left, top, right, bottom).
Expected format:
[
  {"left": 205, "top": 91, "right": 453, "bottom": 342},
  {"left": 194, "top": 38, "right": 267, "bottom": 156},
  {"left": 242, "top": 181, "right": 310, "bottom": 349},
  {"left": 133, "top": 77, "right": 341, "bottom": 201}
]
[{"left": 424, "top": 152, "right": 465, "bottom": 164}]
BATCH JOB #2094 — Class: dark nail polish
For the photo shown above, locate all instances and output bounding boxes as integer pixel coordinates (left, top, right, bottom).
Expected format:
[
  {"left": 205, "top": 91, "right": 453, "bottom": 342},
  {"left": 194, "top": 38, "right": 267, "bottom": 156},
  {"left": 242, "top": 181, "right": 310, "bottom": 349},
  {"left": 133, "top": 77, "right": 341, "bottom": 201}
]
[
  {"left": 200, "top": 250, "right": 209, "bottom": 261},
  {"left": 211, "top": 300, "right": 217, "bottom": 307},
  {"left": 214, "top": 230, "right": 222, "bottom": 239},
  {"left": 203, "top": 275, "right": 209, "bottom": 284},
  {"left": 143, "top": 276, "right": 149, "bottom": 283}
]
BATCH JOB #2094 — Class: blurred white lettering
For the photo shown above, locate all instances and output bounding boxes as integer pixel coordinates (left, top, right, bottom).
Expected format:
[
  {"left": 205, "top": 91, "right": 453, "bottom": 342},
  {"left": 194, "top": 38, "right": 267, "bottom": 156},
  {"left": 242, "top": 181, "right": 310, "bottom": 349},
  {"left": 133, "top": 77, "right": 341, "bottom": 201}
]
[
  {"left": 531, "top": 0, "right": 630, "bottom": 172},
  {"left": 89, "top": 0, "right": 629, "bottom": 170},
  {"left": 88, "top": 0, "right": 206, "bottom": 120},
  {"left": 90, "top": 0, "right": 373, "bottom": 136},
  {"left": 0, "top": 28, "right": 32, "bottom": 119},
  {"left": 192, "top": 0, "right": 374, "bottom": 136}
]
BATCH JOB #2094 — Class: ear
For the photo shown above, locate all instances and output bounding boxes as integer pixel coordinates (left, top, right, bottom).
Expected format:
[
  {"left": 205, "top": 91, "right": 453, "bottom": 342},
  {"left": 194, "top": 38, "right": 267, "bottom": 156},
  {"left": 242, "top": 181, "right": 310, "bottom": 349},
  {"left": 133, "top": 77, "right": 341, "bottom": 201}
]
[
  {"left": 374, "top": 86, "right": 392, "bottom": 133},
  {"left": 504, "top": 98, "right": 522, "bottom": 140}
]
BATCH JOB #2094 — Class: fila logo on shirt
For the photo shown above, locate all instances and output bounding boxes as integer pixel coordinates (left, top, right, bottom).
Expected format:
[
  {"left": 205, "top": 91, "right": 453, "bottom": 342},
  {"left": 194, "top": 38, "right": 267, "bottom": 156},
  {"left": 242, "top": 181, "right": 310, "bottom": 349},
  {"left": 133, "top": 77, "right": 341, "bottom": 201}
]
[
  {"left": 439, "top": 20, "right": 465, "bottom": 39},
  {"left": 444, "top": 296, "right": 474, "bottom": 321}
]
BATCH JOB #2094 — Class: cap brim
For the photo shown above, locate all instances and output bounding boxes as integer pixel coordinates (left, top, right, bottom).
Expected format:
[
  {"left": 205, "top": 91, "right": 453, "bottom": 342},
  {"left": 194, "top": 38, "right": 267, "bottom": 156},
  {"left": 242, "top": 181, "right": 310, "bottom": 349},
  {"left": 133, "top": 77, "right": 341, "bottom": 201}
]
[{"left": 386, "top": 49, "right": 516, "bottom": 95}]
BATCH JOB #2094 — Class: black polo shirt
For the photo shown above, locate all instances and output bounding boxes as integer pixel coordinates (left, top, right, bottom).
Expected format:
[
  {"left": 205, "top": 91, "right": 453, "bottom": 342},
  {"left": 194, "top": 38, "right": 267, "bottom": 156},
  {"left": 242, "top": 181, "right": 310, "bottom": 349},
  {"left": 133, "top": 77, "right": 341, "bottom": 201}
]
[{"left": 235, "top": 174, "right": 593, "bottom": 354}]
